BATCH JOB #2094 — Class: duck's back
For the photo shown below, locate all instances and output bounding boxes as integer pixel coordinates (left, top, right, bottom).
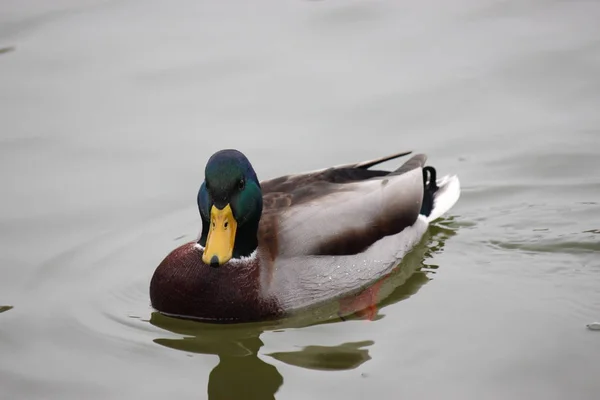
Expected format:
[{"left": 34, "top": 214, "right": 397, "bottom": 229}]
[{"left": 257, "top": 155, "right": 427, "bottom": 259}]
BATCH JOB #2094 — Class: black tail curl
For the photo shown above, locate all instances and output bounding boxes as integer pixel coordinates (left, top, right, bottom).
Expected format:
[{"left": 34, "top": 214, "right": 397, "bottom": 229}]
[{"left": 420, "top": 166, "right": 438, "bottom": 216}]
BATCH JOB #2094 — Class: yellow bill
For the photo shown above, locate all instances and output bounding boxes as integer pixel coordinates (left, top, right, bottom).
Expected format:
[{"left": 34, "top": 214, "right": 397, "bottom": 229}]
[{"left": 202, "top": 204, "right": 237, "bottom": 266}]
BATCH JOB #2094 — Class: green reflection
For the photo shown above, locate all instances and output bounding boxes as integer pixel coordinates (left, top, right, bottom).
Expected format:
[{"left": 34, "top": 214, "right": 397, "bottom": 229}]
[
  {"left": 336, "top": 222, "right": 457, "bottom": 321},
  {"left": 267, "top": 340, "right": 373, "bottom": 371},
  {"left": 0, "top": 305, "right": 13, "bottom": 313},
  {"left": 0, "top": 47, "right": 15, "bottom": 55},
  {"left": 150, "top": 314, "right": 375, "bottom": 399},
  {"left": 150, "top": 313, "right": 283, "bottom": 399},
  {"left": 150, "top": 313, "right": 271, "bottom": 357},
  {"left": 375, "top": 222, "right": 457, "bottom": 312}
]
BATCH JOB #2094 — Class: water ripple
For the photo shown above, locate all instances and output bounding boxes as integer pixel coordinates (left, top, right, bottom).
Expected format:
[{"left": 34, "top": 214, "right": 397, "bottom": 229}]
[{"left": 489, "top": 239, "right": 600, "bottom": 255}]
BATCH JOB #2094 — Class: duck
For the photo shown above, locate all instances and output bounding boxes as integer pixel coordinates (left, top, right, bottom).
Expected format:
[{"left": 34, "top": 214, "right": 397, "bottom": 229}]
[{"left": 149, "top": 149, "right": 460, "bottom": 323}]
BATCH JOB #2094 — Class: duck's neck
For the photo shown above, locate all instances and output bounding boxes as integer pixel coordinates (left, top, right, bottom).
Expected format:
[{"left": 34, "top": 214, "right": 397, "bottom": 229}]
[
  {"left": 232, "top": 218, "right": 260, "bottom": 259},
  {"left": 198, "top": 215, "right": 260, "bottom": 260}
]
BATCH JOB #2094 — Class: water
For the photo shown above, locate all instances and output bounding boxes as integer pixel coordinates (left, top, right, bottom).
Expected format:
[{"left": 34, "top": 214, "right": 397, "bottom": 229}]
[{"left": 1, "top": 0, "right": 600, "bottom": 398}]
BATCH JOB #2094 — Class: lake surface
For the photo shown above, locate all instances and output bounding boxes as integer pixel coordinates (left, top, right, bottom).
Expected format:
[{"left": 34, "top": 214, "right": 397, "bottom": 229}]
[{"left": 1, "top": 0, "right": 600, "bottom": 399}]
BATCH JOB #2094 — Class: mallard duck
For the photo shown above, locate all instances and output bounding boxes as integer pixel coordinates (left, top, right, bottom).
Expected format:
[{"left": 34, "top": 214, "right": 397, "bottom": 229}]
[{"left": 150, "top": 149, "right": 460, "bottom": 322}]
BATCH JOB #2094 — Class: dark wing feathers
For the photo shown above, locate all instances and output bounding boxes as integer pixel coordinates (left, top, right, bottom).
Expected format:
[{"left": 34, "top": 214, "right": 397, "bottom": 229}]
[
  {"left": 258, "top": 152, "right": 427, "bottom": 259},
  {"left": 260, "top": 151, "right": 423, "bottom": 212},
  {"left": 261, "top": 150, "right": 414, "bottom": 192},
  {"left": 260, "top": 168, "right": 387, "bottom": 195},
  {"left": 334, "top": 150, "right": 413, "bottom": 170},
  {"left": 391, "top": 153, "right": 427, "bottom": 175}
]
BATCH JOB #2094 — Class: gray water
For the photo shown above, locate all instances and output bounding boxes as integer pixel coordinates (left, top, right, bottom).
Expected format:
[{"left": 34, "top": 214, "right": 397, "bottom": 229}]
[{"left": 1, "top": 0, "right": 600, "bottom": 399}]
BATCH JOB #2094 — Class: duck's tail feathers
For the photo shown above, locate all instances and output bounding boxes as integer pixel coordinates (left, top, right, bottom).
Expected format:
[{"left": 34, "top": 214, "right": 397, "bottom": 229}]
[
  {"left": 424, "top": 174, "right": 460, "bottom": 222},
  {"left": 392, "top": 154, "right": 427, "bottom": 175},
  {"left": 332, "top": 150, "right": 413, "bottom": 170},
  {"left": 355, "top": 150, "right": 413, "bottom": 170}
]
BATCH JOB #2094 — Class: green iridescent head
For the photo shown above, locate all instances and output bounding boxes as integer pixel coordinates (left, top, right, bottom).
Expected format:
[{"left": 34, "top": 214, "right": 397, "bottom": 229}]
[{"left": 197, "top": 149, "right": 263, "bottom": 267}]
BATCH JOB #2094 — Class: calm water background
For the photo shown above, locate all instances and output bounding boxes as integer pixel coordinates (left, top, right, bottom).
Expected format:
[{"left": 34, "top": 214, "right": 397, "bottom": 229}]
[{"left": 1, "top": 0, "right": 600, "bottom": 399}]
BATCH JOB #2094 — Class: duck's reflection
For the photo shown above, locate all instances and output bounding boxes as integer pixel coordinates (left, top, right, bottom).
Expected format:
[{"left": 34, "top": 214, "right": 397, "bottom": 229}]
[
  {"left": 149, "top": 221, "right": 456, "bottom": 399},
  {"left": 150, "top": 313, "right": 375, "bottom": 398},
  {"left": 207, "top": 338, "right": 282, "bottom": 400},
  {"left": 150, "top": 314, "right": 283, "bottom": 399},
  {"left": 267, "top": 340, "right": 373, "bottom": 371},
  {"left": 332, "top": 222, "right": 456, "bottom": 322}
]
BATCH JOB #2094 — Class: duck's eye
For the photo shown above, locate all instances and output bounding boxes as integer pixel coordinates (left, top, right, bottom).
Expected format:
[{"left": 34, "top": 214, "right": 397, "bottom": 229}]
[
  {"left": 238, "top": 179, "right": 245, "bottom": 191},
  {"left": 205, "top": 181, "right": 210, "bottom": 191}
]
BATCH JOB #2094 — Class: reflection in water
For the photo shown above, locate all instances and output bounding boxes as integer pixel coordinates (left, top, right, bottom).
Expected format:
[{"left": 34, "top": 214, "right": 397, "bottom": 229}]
[
  {"left": 377, "top": 222, "right": 457, "bottom": 310},
  {"left": 267, "top": 341, "right": 373, "bottom": 371},
  {"left": 207, "top": 341, "right": 282, "bottom": 400},
  {"left": 150, "top": 313, "right": 283, "bottom": 399},
  {"left": 337, "top": 221, "right": 457, "bottom": 321},
  {"left": 0, "top": 305, "right": 13, "bottom": 313},
  {"left": 0, "top": 46, "right": 15, "bottom": 55},
  {"left": 150, "top": 313, "right": 374, "bottom": 399},
  {"left": 149, "top": 221, "right": 456, "bottom": 399}
]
